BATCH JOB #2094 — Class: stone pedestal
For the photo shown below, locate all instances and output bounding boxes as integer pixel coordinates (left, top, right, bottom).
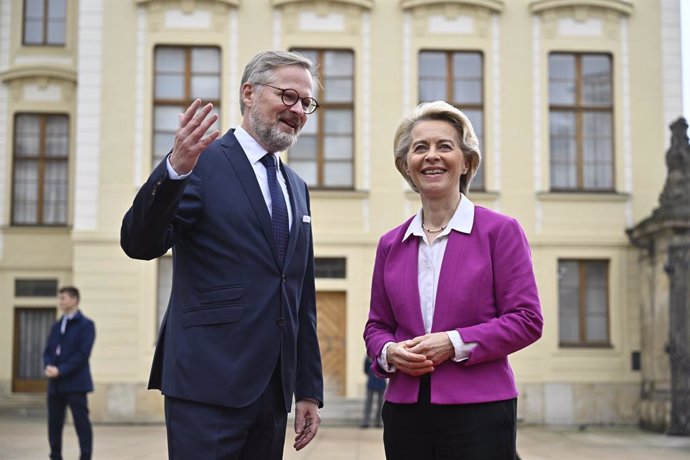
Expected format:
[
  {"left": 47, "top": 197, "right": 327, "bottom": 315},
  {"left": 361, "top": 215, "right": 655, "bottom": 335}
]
[
  {"left": 627, "top": 118, "right": 690, "bottom": 435},
  {"left": 666, "top": 243, "right": 690, "bottom": 434}
]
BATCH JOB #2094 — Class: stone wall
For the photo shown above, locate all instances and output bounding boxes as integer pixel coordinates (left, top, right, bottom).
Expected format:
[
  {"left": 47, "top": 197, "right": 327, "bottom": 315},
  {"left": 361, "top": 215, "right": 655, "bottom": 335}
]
[{"left": 628, "top": 118, "right": 690, "bottom": 435}]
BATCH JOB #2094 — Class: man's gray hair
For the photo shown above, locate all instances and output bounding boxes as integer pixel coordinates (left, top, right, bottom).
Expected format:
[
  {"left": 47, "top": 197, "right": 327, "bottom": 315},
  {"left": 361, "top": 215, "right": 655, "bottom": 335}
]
[{"left": 239, "top": 50, "right": 318, "bottom": 114}]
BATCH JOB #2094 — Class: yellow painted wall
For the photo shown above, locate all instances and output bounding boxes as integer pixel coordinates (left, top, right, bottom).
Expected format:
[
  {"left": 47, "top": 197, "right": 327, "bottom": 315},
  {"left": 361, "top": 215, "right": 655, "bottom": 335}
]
[{"left": 0, "top": 0, "right": 679, "bottom": 424}]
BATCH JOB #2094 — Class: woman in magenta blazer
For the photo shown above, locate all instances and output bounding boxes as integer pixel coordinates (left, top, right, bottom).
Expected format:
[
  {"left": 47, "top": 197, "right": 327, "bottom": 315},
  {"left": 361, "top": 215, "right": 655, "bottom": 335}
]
[{"left": 364, "top": 101, "right": 543, "bottom": 459}]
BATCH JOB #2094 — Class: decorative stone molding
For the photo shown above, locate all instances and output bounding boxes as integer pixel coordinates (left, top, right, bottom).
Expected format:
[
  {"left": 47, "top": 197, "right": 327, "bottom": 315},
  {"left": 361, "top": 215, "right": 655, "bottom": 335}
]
[
  {"left": 538, "top": 4, "right": 621, "bottom": 40},
  {"left": 400, "top": 0, "right": 504, "bottom": 14},
  {"left": 4, "top": 77, "right": 76, "bottom": 104},
  {"left": 135, "top": 0, "right": 239, "bottom": 11},
  {"left": 627, "top": 118, "right": 690, "bottom": 252},
  {"left": 656, "top": 118, "right": 690, "bottom": 221},
  {"left": 279, "top": 2, "right": 363, "bottom": 35},
  {"left": 140, "top": 0, "right": 230, "bottom": 33},
  {"left": 529, "top": 0, "right": 633, "bottom": 16},
  {"left": 272, "top": 0, "right": 373, "bottom": 10},
  {"left": 0, "top": 66, "right": 77, "bottom": 84},
  {"left": 627, "top": 118, "right": 690, "bottom": 435},
  {"left": 406, "top": 2, "right": 493, "bottom": 38}
]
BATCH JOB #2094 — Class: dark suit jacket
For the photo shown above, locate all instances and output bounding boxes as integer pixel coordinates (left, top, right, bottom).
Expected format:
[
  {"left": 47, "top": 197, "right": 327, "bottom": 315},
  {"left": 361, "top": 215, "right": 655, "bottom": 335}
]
[
  {"left": 364, "top": 357, "right": 386, "bottom": 391},
  {"left": 42, "top": 310, "right": 96, "bottom": 395},
  {"left": 121, "top": 129, "right": 323, "bottom": 412}
]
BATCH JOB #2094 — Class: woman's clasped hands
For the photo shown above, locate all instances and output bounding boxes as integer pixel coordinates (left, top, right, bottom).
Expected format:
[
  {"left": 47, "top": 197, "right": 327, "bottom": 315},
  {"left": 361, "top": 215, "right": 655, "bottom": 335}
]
[{"left": 387, "top": 332, "right": 455, "bottom": 376}]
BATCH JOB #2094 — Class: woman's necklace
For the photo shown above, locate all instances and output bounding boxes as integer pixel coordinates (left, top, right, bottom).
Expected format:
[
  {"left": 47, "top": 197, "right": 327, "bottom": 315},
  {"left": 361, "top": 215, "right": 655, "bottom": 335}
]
[
  {"left": 422, "top": 198, "right": 459, "bottom": 234},
  {"left": 422, "top": 222, "right": 447, "bottom": 233}
]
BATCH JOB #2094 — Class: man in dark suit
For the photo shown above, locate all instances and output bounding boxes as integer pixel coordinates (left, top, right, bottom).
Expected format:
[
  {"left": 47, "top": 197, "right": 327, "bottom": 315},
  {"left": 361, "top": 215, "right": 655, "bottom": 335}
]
[
  {"left": 43, "top": 286, "right": 96, "bottom": 460},
  {"left": 121, "top": 50, "right": 323, "bottom": 459}
]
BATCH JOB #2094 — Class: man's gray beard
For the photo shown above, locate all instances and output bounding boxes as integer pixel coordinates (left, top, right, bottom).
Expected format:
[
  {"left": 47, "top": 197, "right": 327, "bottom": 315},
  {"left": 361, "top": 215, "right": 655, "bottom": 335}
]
[{"left": 250, "top": 107, "right": 298, "bottom": 152}]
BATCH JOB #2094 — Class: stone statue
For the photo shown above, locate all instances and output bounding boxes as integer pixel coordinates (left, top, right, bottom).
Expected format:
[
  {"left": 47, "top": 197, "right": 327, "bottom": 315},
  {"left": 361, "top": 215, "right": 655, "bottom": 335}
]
[{"left": 656, "top": 117, "right": 690, "bottom": 219}]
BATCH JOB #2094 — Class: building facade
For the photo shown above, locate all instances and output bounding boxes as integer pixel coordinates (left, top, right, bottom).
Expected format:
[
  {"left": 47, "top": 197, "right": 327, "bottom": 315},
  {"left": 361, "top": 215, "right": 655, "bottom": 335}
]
[{"left": 0, "top": 0, "right": 684, "bottom": 425}]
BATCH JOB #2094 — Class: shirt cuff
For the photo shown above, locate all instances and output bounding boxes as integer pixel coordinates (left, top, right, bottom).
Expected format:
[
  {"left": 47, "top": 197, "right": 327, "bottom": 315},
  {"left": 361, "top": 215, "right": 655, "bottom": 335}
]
[
  {"left": 446, "top": 330, "right": 477, "bottom": 362},
  {"left": 166, "top": 155, "right": 191, "bottom": 180},
  {"left": 378, "top": 342, "right": 397, "bottom": 373}
]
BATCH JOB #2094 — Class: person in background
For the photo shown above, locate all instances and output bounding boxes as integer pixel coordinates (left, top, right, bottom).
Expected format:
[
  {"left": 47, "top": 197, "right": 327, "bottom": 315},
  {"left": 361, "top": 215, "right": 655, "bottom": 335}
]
[
  {"left": 364, "top": 101, "right": 543, "bottom": 459},
  {"left": 361, "top": 355, "right": 387, "bottom": 428},
  {"left": 120, "top": 50, "right": 323, "bottom": 459},
  {"left": 43, "top": 286, "right": 96, "bottom": 460}
]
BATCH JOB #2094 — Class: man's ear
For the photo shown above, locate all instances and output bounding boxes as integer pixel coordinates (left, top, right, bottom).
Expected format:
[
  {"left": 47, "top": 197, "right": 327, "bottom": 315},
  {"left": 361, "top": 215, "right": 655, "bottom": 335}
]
[{"left": 241, "top": 83, "right": 254, "bottom": 108}]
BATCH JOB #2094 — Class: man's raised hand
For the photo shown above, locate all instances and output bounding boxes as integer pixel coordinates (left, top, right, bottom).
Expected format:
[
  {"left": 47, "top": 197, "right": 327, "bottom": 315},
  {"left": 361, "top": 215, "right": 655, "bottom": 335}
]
[{"left": 169, "top": 99, "right": 220, "bottom": 175}]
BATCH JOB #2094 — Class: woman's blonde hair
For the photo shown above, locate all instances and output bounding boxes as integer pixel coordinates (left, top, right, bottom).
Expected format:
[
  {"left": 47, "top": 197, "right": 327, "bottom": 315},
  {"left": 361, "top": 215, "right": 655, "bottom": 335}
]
[{"left": 393, "top": 101, "right": 481, "bottom": 195}]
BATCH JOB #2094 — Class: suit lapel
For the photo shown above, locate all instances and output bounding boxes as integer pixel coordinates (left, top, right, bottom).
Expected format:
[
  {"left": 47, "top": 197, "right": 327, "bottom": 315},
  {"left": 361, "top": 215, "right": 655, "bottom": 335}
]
[{"left": 221, "top": 132, "right": 280, "bottom": 266}]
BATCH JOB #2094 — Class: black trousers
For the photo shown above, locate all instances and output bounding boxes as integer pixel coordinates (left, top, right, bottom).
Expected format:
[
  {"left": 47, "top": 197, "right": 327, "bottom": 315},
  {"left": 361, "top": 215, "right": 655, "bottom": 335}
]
[
  {"left": 47, "top": 392, "right": 92, "bottom": 460},
  {"left": 164, "top": 368, "right": 287, "bottom": 460},
  {"left": 382, "top": 375, "right": 517, "bottom": 460}
]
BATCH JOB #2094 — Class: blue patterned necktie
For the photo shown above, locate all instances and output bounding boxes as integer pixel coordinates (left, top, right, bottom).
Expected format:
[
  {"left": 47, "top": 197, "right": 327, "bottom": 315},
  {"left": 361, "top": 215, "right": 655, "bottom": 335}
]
[{"left": 260, "top": 153, "right": 289, "bottom": 267}]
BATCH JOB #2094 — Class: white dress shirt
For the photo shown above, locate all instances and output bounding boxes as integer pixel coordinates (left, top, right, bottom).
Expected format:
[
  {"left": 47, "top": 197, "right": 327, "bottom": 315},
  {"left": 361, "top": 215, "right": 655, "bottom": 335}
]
[
  {"left": 60, "top": 310, "right": 77, "bottom": 335},
  {"left": 379, "top": 194, "right": 478, "bottom": 372},
  {"left": 56, "top": 310, "right": 78, "bottom": 356},
  {"left": 165, "top": 126, "right": 293, "bottom": 228}
]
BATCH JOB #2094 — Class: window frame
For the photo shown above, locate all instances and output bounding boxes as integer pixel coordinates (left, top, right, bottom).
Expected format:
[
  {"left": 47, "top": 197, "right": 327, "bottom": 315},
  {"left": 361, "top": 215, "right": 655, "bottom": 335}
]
[
  {"left": 558, "top": 259, "right": 612, "bottom": 348},
  {"left": 548, "top": 52, "right": 615, "bottom": 192},
  {"left": 15, "top": 279, "right": 59, "bottom": 297},
  {"left": 22, "top": 0, "right": 67, "bottom": 47},
  {"left": 418, "top": 49, "right": 485, "bottom": 191},
  {"left": 314, "top": 257, "right": 347, "bottom": 279},
  {"left": 11, "top": 112, "right": 70, "bottom": 227},
  {"left": 152, "top": 45, "right": 222, "bottom": 167},
  {"left": 288, "top": 48, "right": 356, "bottom": 190}
]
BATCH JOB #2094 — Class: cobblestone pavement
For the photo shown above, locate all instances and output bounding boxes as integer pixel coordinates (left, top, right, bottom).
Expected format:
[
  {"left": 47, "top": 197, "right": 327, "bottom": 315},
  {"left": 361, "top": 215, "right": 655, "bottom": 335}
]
[{"left": 1, "top": 415, "right": 689, "bottom": 459}]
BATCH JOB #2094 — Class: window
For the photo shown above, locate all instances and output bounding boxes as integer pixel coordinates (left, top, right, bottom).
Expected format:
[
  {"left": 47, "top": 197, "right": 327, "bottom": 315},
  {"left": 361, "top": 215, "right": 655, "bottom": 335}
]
[
  {"left": 289, "top": 49, "right": 354, "bottom": 189},
  {"left": 152, "top": 46, "right": 221, "bottom": 167},
  {"left": 549, "top": 53, "right": 613, "bottom": 191},
  {"left": 558, "top": 260, "right": 610, "bottom": 347},
  {"left": 13, "top": 308, "right": 56, "bottom": 392},
  {"left": 315, "top": 257, "right": 346, "bottom": 278},
  {"left": 23, "top": 0, "right": 66, "bottom": 46},
  {"left": 12, "top": 114, "right": 69, "bottom": 226},
  {"left": 419, "top": 51, "right": 484, "bottom": 190},
  {"left": 15, "top": 279, "right": 58, "bottom": 297},
  {"left": 156, "top": 257, "right": 173, "bottom": 335}
]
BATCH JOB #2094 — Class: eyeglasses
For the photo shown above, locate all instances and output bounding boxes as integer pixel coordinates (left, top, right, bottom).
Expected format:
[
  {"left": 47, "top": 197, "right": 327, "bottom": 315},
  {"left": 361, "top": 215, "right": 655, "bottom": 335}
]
[{"left": 256, "top": 83, "right": 319, "bottom": 114}]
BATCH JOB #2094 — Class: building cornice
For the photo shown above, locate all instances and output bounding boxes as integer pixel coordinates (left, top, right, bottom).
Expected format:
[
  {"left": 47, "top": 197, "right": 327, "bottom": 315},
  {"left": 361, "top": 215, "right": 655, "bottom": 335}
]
[
  {"left": 272, "top": 0, "right": 373, "bottom": 9},
  {"left": 529, "top": 0, "right": 633, "bottom": 16},
  {"left": 134, "top": 0, "right": 240, "bottom": 8},
  {"left": 0, "top": 66, "right": 77, "bottom": 84},
  {"left": 399, "top": 0, "right": 504, "bottom": 13}
]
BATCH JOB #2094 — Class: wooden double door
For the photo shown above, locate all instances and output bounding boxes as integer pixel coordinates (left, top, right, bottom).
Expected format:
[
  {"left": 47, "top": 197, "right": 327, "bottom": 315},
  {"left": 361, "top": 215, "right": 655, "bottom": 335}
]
[{"left": 316, "top": 291, "right": 346, "bottom": 397}]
